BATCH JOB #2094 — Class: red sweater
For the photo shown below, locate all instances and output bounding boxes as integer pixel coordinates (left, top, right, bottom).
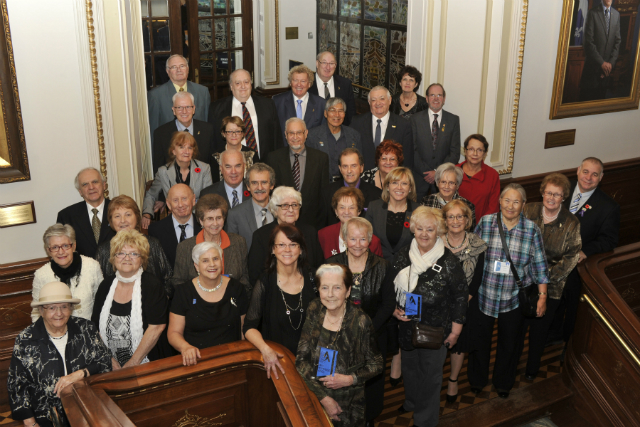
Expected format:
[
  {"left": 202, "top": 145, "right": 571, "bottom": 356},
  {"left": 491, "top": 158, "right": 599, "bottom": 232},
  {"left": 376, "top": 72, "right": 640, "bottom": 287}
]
[
  {"left": 457, "top": 161, "right": 500, "bottom": 223},
  {"left": 317, "top": 222, "right": 384, "bottom": 260}
]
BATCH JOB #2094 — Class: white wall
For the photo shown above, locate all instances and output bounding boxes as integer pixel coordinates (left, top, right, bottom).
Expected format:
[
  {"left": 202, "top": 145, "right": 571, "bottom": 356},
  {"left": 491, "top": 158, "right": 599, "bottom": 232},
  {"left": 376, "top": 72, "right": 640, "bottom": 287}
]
[
  {"left": 512, "top": 0, "right": 640, "bottom": 178},
  {"left": 1, "top": 0, "right": 92, "bottom": 264},
  {"left": 275, "top": 0, "right": 317, "bottom": 87}
]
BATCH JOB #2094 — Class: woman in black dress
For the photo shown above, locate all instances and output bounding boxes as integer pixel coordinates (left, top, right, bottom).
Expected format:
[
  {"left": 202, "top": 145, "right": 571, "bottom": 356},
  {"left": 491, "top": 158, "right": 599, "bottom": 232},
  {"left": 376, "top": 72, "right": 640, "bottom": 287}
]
[
  {"left": 244, "top": 223, "right": 317, "bottom": 379},
  {"left": 390, "top": 65, "right": 429, "bottom": 120},
  {"left": 168, "top": 241, "right": 249, "bottom": 366}
]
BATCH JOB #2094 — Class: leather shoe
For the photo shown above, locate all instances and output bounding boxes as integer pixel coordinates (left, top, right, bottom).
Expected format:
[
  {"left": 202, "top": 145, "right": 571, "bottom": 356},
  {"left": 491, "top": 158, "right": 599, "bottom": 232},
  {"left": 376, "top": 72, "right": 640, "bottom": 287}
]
[
  {"left": 497, "top": 391, "right": 510, "bottom": 398},
  {"left": 524, "top": 372, "right": 537, "bottom": 381},
  {"left": 389, "top": 375, "right": 403, "bottom": 387},
  {"left": 397, "top": 404, "right": 409, "bottom": 415},
  {"left": 446, "top": 376, "right": 458, "bottom": 403},
  {"left": 470, "top": 387, "right": 482, "bottom": 394}
]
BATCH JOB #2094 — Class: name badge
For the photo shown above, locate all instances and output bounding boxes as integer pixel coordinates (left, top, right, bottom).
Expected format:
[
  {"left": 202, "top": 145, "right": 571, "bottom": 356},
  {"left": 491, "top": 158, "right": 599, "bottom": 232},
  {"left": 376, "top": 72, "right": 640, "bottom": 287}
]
[
  {"left": 317, "top": 347, "right": 338, "bottom": 377},
  {"left": 404, "top": 292, "right": 422, "bottom": 320},
  {"left": 493, "top": 261, "right": 511, "bottom": 275},
  {"left": 193, "top": 299, "right": 197, "bottom": 304}
]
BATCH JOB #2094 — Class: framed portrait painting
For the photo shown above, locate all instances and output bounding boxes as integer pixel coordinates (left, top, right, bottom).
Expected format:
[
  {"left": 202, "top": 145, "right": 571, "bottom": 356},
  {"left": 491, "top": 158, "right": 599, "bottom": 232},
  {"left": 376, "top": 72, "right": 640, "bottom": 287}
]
[{"left": 550, "top": 0, "right": 640, "bottom": 119}]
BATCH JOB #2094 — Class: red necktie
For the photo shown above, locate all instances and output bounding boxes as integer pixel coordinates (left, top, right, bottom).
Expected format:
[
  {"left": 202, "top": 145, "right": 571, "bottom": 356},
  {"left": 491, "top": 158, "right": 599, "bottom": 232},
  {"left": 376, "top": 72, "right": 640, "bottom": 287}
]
[{"left": 242, "top": 102, "right": 257, "bottom": 151}]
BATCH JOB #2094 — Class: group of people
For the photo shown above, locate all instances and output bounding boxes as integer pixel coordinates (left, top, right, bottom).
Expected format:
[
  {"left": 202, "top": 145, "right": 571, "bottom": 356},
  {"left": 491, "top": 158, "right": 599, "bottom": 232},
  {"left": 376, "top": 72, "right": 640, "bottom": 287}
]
[{"left": 8, "top": 49, "right": 621, "bottom": 427}]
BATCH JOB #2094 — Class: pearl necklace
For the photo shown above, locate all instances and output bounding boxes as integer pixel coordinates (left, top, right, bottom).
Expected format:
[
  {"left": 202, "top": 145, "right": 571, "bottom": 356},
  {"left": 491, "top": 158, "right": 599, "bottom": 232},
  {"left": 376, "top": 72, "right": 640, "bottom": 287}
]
[
  {"left": 48, "top": 329, "right": 68, "bottom": 340},
  {"left": 543, "top": 206, "right": 560, "bottom": 222},
  {"left": 197, "top": 276, "right": 223, "bottom": 293}
]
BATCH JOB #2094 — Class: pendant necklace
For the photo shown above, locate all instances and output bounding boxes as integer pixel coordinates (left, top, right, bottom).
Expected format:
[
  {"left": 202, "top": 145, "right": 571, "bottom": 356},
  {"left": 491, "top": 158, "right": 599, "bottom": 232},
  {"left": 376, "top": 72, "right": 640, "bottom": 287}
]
[
  {"left": 197, "top": 276, "right": 223, "bottom": 293},
  {"left": 278, "top": 277, "right": 304, "bottom": 330},
  {"left": 48, "top": 329, "right": 68, "bottom": 340},
  {"left": 446, "top": 231, "right": 467, "bottom": 250}
]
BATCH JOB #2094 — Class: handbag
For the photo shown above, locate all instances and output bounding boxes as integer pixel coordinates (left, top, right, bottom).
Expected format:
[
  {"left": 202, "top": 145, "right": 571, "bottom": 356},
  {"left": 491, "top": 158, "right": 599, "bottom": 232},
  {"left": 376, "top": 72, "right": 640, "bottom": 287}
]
[
  {"left": 496, "top": 213, "right": 539, "bottom": 317},
  {"left": 407, "top": 261, "right": 446, "bottom": 349}
]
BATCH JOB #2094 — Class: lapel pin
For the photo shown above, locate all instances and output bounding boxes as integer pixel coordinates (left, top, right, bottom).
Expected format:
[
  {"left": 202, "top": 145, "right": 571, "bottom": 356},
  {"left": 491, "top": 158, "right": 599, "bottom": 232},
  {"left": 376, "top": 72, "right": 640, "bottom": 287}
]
[
  {"left": 197, "top": 131, "right": 200, "bottom": 135},
  {"left": 441, "top": 124, "right": 446, "bottom": 132},
  {"left": 319, "top": 141, "right": 324, "bottom": 146},
  {"left": 392, "top": 125, "right": 396, "bottom": 128}
]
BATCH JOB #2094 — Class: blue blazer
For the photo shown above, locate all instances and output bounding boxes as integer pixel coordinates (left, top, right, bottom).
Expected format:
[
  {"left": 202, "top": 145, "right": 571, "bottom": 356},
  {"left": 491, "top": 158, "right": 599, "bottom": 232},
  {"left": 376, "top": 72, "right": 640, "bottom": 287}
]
[{"left": 273, "top": 91, "right": 326, "bottom": 143}]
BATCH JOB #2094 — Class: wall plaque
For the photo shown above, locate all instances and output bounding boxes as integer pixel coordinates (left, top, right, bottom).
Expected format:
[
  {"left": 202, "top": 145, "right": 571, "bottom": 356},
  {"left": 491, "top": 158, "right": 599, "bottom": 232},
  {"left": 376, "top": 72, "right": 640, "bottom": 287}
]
[
  {"left": 0, "top": 201, "right": 35, "bottom": 228},
  {"left": 285, "top": 27, "right": 298, "bottom": 40},
  {"left": 544, "top": 129, "right": 576, "bottom": 149}
]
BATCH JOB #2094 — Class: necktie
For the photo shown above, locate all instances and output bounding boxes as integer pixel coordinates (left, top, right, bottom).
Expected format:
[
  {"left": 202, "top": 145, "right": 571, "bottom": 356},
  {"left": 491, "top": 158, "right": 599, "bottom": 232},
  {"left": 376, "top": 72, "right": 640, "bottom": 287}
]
[
  {"left": 292, "top": 153, "right": 301, "bottom": 191},
  {"left": 324, "top": 82, "right": 330, "bottom": 99},
  {"left": 431, "top": 114, "right": 439, "bottom": 151},
  {"left": 605, "top": 9, "right": 610, "bottom": 34},
  {"left": 232, "top": 189, "right": 239, "bottom": 208},
  {"left": 91, "top": 208, "right": 101, "bottom": 243},
  {"left": 569, "top": 193, "right": 582, "bottom": 214},
  {"left": 184, "top": 128, "right": 189, "bottom": 133},
  {"left": 178, "top": 224, "right": 187, "bottom": 242},
  {"left": 241, "top": 102, "right": 257, "bottom": 151},
  {"left": 374, "top": 119, "right": 382, "bottom": 147},
  {"left": 261, "top": 208, "right": 268, "bottom": 226},
  {"left": 296, "top": 99, "right": 303, "bottom": 119}
]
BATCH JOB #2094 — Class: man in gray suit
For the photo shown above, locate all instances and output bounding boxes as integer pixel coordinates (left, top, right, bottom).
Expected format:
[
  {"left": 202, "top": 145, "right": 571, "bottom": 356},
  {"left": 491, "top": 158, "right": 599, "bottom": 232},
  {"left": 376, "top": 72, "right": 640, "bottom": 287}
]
[
  {"left": 199, "top": 150, "right": 250, "bottom": 208},
  {"left": 411, "top": 83, "right": 460, "bottom": 200},
  {"left": 226, "top": 163, "right": 276, "bottom": 250},
  {"left": 579, "top": 0, "right": 621, "bottom": 101},
  {"left": 147, "top": 54, "right": 211, "bottom": 146}
]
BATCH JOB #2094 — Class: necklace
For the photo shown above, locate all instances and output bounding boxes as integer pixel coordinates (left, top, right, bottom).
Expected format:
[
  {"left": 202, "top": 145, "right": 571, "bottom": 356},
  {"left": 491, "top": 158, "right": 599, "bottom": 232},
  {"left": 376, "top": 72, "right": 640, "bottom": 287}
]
[
  {"left": 446, "top": 231, "right": 467, "bottom": 250},
  {"left": 278, "top": 276, "right": 304, "bottom": 330},
  {"left": 543, "top": 206, "right": 559, "bottom": 222},
  {"left": 401, "top": 92, "right": 415, "bottom": 107},
  {"left": 326, "top": 304, "right": 347, "bottom": 349},
  {"left": 197, "top": 276, "right": 223, "bottom": 293},
  {"left": 48, "top": 329, "right": 68, "bottom": 340}
]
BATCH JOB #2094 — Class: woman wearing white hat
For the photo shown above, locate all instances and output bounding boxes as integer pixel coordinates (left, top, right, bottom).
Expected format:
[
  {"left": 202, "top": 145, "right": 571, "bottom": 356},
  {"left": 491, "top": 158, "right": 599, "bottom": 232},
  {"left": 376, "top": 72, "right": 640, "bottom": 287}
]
[{"left": 8, "top": 281, "right": 112, "bottom": 427}]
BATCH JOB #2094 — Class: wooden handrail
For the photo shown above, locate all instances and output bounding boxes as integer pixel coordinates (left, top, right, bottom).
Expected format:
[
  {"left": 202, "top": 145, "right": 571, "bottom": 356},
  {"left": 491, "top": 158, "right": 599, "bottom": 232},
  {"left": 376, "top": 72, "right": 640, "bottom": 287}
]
[{"left": 351, "top": 83, "right": 371, "bottom": 91}]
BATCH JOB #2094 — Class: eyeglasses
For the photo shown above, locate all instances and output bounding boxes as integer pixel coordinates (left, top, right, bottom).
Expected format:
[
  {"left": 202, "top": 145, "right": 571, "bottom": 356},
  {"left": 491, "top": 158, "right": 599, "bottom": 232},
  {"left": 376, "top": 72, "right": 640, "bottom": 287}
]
[
  {"left": 466, "top": 147, "right": 485, "bottom": 154},
  {"left": 447, "top": 214, "right": 468, "bottom": 221},
  {"left": 115, "top": 252, "right": 141, "bottom": 259},
  {"left": 318, "top": 61, "right": 337, "bottom": 67},
  {"left": 286, "top": 131, "right": 305, "bottom": 137},
  {"left": 428, "top": 94, "right": 444, "bottom": 99},
  {"left": 291, "top": 79, "right": 309, "bottom": 85},
  {"left": 327, "top": 108, "right": 345, "bottom": 115},
  {"left": 543, "top": 191, "right": 563, "bottom": 199},
  {"left": 438, "top": 180, "right": 457, "bottom": 188},
  {"left": 168, "top": 64, "right": 187, "bottom": 71},
  {"left": 277, "top": 203, "right": 301, "bottom": 211},
  {"left": 274, "top": 243, "right": 300, "bottom": 250},
  {"left": 173, "top": 106, "right": 194, "bottom": 111},
  {"left": 42, "top": 304, "right": 72, "bottom": 313},
  {"left": 49, "top": 244, "right": 73, "bottom": 252},
  {"left": 224, "top": 130, "right": 243, "bottom": 136}
]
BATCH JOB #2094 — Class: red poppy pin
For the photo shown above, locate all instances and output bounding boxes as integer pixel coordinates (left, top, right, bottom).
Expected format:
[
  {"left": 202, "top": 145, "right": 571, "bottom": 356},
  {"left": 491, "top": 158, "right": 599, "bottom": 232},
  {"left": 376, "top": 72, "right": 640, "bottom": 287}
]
[
  {"left": 243, "top": 190, "right": 250, "bottom": 197},
  {"left": 194, "top": 167, "right": 201, "bottom": 173},
  {"left": 404, "top": 222, "right": 410, "bottom": 228}
]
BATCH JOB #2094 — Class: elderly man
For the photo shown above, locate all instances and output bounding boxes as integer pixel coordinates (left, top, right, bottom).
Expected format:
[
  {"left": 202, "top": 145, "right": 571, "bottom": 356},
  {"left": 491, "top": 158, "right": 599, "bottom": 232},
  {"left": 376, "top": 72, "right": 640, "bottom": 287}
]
[
  {"left": 56, "top": 167, "right": 115, "bottom": 258},
  {"left": 148, "top": 183, "right": 201, "bottom": 268},
  {"left": 350, "top": 85, "right": 413, "bottom": 170},
  {"left": 152, "top": 91, "right": 214, "bottom": 174},
  {"left": 266, "top": 118, "right": 330, "bottom": 230},
  {"left": 208, "top": 69, "right": 282, "bottom": 160},
  {"left": 322, "top": 148, "right": 382, "bottom": 227},
  {"left": 411, "top": 83, "right": 461, "bottom": 200},
  {"left": 306, "top": 97, "right": 362, "bottom": 180},
  {"left": 226, "top": 163, "right": 276, "bottom": 250},
  {"left": 200, "top": 149, "right": 250, "bottom": 208},
  {"left": 309, "top": 51, "right": 357, "bottom": 126},
  {"left": 147, "top": 55, "right": 210, "bottom": 146},
  {"left": 273, "top": 64, "right": 326, "bottom": 141}
]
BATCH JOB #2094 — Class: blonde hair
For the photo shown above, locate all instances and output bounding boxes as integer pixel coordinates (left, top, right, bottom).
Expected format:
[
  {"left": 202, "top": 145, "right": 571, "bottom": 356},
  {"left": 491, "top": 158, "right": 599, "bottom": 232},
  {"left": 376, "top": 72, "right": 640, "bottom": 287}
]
[
  {"left": 381, "top": 167, "right": 417, "bottom": 203},
  {"left": 442, "top": 200, "right": 473, "bottom": 231},
  {"left": 410, "top": 206, "right": 446, "bottom": 235},
  {"left": 109, "top": 229, "right": 150, "bottom": 270}
]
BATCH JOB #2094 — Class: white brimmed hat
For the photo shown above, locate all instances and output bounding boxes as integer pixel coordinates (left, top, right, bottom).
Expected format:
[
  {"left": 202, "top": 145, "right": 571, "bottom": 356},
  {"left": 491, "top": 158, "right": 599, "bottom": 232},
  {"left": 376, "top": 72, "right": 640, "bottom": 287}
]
[{"left": 31, "top": 281, "right": 81, "bottom": 307}]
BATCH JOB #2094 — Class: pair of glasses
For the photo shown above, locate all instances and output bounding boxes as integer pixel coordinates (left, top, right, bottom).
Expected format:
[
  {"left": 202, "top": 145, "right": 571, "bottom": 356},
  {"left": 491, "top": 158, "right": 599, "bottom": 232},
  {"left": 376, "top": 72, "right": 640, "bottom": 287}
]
[
  {"left": 49, "top": 244, "right": 73, "bottom": 252},
  {"left": 466, "top": 148, "right": 485, "bottom": 154},
  {"left": 286, "top": 131, "right": 305, "bottom": 137},
  {"left": 428, "top": 94, "right": 444, "bottom": 99},
  {"left": 173, "top": 106, "right": 194, "bottom": 111},
  {"left": 224, "top": 130, "right": 243, "bottom": 136},
  {"left": 115, "top": 252, "right": 141, "bottom": 259},
  {"left": 168, "top": 64, "right": 187, "bottom": 71},
  {"left": 277, "top": 203, "right": 301, "bottom": 211},
  {"left": 543, "top": 191, "right": 563, "bottom": 199},
  {"left": 439, "top": 180, "right": 457, "bottom": 187},
  {"left": 42, "top": 304, "right": 72, "bottom": 313},
  {"left": 447, "top": 214, "right": 468, "bottom": 221},
  {"left": 327, "top": 109, "right": 345, "bottom": 115},
  {"left": 318, "top": 61, "right": 337, "bottom": 67},
  {"left": 274, "top": 243, "right": 300, "bottom": 250}
]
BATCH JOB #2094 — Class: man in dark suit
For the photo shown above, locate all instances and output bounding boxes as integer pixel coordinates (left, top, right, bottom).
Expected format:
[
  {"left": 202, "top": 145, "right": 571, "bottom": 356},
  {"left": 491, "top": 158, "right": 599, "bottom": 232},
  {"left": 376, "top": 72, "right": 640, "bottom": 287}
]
[
  {"left": 266, "top": 117, "right": 330, "bottom": 230},
  {"left": 56, "top": 167, "right": 115, "bottom": 259},
  {"left": 208, "top": 69, "right": 282, "bottom": 161},
  {"left": 551, "top": 157, "right": 620, "bottom": 350},
  {"left": 148, "top": 183, "right": 201, "bottom": 268},
  {"left": 322, "top": 148, "right": 382, "bottom": 227},
  {"left": 200, "top": 150, "right": 250, "bottom": 209},
  {"left": 152, "top": 91, "right": 214, "bottom": 175},
  {"left": 273, "top": 64, "right": 326, "bottom": 142},
  {"left": 350, "top": 85, "right": 413, "bottom": 170},
  {"left": 147, "top": 54, "right": 210, "bottom": 147},
  {"left": 309, "top": 51, "right": 357, "bottom": 126},
  {"left": 579, "top": 0, "right": 621, "bottom": 101},
  {"left": 226, "top": 163, "right": 276, "bottom": 251},
  {"left": 411, "top": 83, "right": 461, "bottom": 200}
]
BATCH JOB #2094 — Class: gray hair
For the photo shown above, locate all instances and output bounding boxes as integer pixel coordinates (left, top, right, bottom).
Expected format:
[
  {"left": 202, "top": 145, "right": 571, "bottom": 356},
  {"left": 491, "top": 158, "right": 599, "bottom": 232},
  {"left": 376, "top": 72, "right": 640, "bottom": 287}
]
[
  {"left": 316, "top": 51, "right": 336, "bottom": 62},
  {"left": 340, "top": 217, "right": 373, "bottom": 243},
  {"left": 435, "top": 163, "right": 463, "bottom": 188},
  {"left": 285, "top": 117, "right": 307, "bottom": 131},
  {"left": 325, "top": 97, "right": 347, "bottom": 113},
  {"left": 43, "top": 224, "right": 76, "bottom": 253},
  {"left": 172, "top": 91, "right": 195, "bottom": 105},
  {"left": 268, "top": 186, "right": 302, "bottom": 216},
  {"left": 500, "top": 183, "right": 527, "bottom": 203},
  {"left": 166, "top": 54, "right": 188, "bottom": 70},
  {"left": 191, "top": 241, "right": 223, "bottom": 264},
  {"left": 367, "top": 86, "right": 391, "bottom": 102},
  {"left": 245, "top": 162, "right": 276, "bottom": 187},
  {"left": 74, "top": 167, "right": 106, "bottom": 192},
  {"left": 409, "top": 206, "right": 446, "bottom": 236}
]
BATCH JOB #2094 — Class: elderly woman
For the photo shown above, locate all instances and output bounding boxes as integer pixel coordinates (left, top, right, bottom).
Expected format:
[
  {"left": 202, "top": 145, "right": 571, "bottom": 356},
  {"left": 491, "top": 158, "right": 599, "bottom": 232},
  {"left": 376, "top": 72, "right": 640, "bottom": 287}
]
[
  {"left": 361, "top": 139, "right": 403, "bottom": 190},
  {"left": 318, "top": 187, "right": 383, "bottom": 259},
  {"left": 306, "top": 97, "right": 363, "bottom": 179},
  {"left": 32, "top": 224, "right": 103, "bottom": 322},
  {"left": 92, "top": 230, "right": 169, "bottom": 368},
  {"left": 441, "top": 200, "right": 487, "bottom": 403},
  {"left": 244, "top": 224, "right": 317, "bottom": 378},
  {"left": 517, "top": 173, "right": 581, "bottom": 380},
  {"left": 248, "top": 186, "right": 323, "bottom": 286},
  {"left": 457, "top": 134, "right": 500, "bottom": 222},
  {"left": 422, "top": 162, "right": 477, "bottom": 227},
  {"left": 469, "top": 183, "right": 549, "bottom": 399},
  {"left": 142, "top": 131, "right": 213, "bottom": 228},
  {"left": 210, "top": 116, "right": 258, "bottom": 183},
  {"left": 390, "top": 65, "right": 429, "bottom": 119},
  {"left": 172, "top": 193, "right": 250, "bottom": 292},
  {"left": 95, "top": 195, "right": 173, "bottom": 297},
  {"left": 327, "top": 217, "right": 394, "bottom": 425},
  {"left": 169, "top": 241, "right": 249, "bottom": 365},
  {"left": 296, "top": 264, "right": 383, "bottom": 426},
  {"left": 389, "top": 206, "right": 467, "bottom": 426},
  {"left": 9, "top": 281, "right": 111, "bottom": 427}
]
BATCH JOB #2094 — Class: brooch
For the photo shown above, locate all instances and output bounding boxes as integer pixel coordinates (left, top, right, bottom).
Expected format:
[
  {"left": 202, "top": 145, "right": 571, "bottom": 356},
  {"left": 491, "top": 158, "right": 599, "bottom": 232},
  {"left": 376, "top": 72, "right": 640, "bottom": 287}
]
[
  {"left": 331, "top": 249, "right": 338, "bottom": 255},
  {"left": 319, "top": 141, "right": 324, "bottom": 146},
  {"left": 441, "top": 123, "right": 446, "bottom": 132},
  {"left": 578, "top": 204, "right": 592, "bottom": 217},
  {"left": 194, "top": 167, "right": 201, "bottom": 173},
  {"left": 243, "top": 190, "right": 250, "bottom": 197},
  {"left": 404, "top": 221, "right": 410, "bottom": 228},
  {"left": 230, "top": 297, "right": 237, "bottom": 307}
]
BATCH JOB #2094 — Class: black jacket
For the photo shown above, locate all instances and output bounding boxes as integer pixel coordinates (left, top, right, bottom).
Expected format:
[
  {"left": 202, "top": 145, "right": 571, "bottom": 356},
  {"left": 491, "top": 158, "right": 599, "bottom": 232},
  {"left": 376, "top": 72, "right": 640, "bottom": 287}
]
[
  {"left": 147, "top": 214, "right": 203, "bottom": 269},
  {"left": 323, "top": 179, "right": 382, "bottom": 227},
  {"left": 152, "top": 119, "right": 215, "bottom": 176},
  {"left": 56, "top": 199, "right": 116, "bottom": 259},
  {"left": 308, "top": 73, "right": 357, "bottom": 126}
]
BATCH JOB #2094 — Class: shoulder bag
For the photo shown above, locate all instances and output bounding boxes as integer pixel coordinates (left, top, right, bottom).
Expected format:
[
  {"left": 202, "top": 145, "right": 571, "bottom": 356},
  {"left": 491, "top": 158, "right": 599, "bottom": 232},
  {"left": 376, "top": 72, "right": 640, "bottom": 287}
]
[{"left": 408, "top": 257, "right": 446, "bottom": 349}]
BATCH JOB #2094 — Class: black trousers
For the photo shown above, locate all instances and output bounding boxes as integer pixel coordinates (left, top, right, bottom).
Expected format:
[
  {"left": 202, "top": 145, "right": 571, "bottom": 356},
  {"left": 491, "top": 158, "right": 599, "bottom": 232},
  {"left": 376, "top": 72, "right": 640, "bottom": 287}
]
[
  {"left": 468, "top": 306, "right": 524, "bottom": 391},
  {"left": 548, "top": 269, "right": 582, "bottom": 343},
  {"left": 515, "top": 298, "right": 561, "bottom": 376},
  {"left": 365, "top": 329, "right": 388, "bottom": 420}
]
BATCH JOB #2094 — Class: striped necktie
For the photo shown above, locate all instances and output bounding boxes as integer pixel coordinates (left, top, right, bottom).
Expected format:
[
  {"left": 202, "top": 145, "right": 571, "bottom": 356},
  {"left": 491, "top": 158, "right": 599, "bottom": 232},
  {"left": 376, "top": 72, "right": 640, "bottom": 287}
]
[
  {"left": 241, "top": 102, "right": 257, "bottom": 151},
  {"left": 232, "top": 190, "right": 239, "bottom": 208},
  {"left": 569, "top": 193, "right": 582, "bottom": 214},
  {"left": 431, "top": 114, "right": 439, "bottom": 151},
  {"left": 292, "top": 154, "right": 301, "bottom": 191},
  {"left": 91, "top": 208, "right": 101, "bottom": 243}
]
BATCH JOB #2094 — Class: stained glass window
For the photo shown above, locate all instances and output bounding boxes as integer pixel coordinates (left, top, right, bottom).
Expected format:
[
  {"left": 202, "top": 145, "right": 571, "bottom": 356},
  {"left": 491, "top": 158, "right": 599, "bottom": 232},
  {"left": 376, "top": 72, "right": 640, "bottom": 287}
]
[
  {"left": 364, "top": 0, "right": 388, "bottom": 22},
  {"left": 319, "top": 19, "right": 337, "bottom": 55},
  {"left": 389, "top": 30, "right": 406, "bottom": 95},
  {"left": 341, "top": 0, "right": 361, "bottom": 18},
  {"left": 320, "top": 0, "right": 338, "bottom": 15},
  {"left": 340, "top": 23, "right": 361, "bottom": 86},
  {"left": 391, "top": 0, "right": 407, "bottom": 25},
  {"left": 362, "top": 26, "right": 386, "bottom": 89}
]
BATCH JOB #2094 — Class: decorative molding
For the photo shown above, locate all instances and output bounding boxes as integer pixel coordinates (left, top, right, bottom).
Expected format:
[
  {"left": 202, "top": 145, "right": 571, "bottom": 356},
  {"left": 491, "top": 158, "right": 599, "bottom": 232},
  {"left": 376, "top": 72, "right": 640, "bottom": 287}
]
[
  {"left": 266, "top": 0, "right": 280, "bottom": 86},
  {"left": 172, "top": 410, "right": 225, "bottom": 427}
]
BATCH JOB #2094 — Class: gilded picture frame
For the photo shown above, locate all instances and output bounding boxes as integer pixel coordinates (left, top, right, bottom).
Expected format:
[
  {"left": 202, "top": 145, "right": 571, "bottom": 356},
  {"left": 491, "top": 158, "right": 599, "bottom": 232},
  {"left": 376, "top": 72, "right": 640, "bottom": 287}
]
[
  {"left": 550, "top": 0, "right": 640, "bottom": 120},
  {"left": 0, "top": 0, "right": 29, "bottom": 183}
]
